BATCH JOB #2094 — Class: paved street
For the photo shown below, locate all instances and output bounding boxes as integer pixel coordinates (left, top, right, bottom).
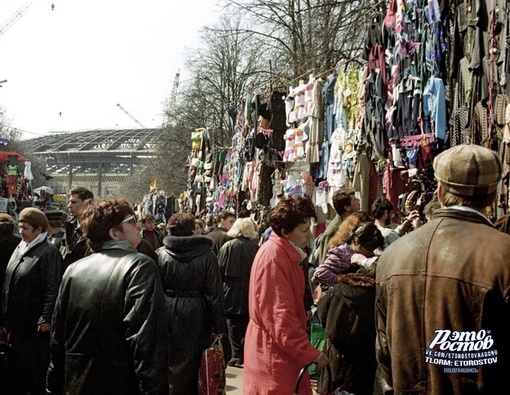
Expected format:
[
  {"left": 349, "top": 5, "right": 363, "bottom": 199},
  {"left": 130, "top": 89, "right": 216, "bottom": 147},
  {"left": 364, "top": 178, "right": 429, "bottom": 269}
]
[
  {"left": 226, "top": 366, "right": 319, "bottom": 394},
  {"left": 226, "top": 365, "right": 243, "bottom": 394}
]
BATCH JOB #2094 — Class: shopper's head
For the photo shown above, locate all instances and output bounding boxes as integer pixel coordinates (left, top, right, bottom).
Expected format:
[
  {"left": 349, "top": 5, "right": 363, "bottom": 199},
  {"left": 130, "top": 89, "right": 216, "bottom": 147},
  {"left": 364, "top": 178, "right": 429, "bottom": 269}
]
[
  {"left": 328, "top": 210, "right": 374, "bottom": 250},
  {"left": 18, "top": 208, "right": 49, "bottom": 243},
  {"left": 0, "top": 213, "right": 15, "bottom": 236},
  {"left": 345, "top": 222, "right": 384, "bottom": 257},
  {"left": 423, "top": 199, "right": 441, "bottom": 221},
  {"left": 141, "top": 214, "right": 156, "bottom": 231},
  {"left": 371, "top": 197, "right": 394, "bottom": 224},
  {"left": 270, "top": 196, "right": 316, "bottom": 248},
  {"left": 167, "top": 213, "right": 195, "bottom": 236},
  {"left": 332, "top": 189, "right": 360, "bottom": 216},
  {"left": 227, "top": 217, "right": 259, "bottom": 240},
  {"left": 194, "top": 219, "right": 206, "bottom": 235},
  {"left": 67, "top": 187, "right": 94, "bottom": 216},
  {"left": 434, "top": 145, "right": 502, "bottom": 209},
  {"left": 216, "top": 210, "right": 236, "bottom": 231},
  {"left": 45, "top": 210, "right": 66, "bottom": 229},
  {"left": 80, "top": 197, "right": 139, "bottom": 251}
]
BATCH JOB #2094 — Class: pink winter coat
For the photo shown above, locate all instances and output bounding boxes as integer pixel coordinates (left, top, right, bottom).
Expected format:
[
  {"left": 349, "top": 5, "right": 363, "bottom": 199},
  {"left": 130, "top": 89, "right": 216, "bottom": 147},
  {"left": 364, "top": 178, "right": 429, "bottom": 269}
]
[{"left": 243, "top": 232, "right": 319, "bottom": 395}]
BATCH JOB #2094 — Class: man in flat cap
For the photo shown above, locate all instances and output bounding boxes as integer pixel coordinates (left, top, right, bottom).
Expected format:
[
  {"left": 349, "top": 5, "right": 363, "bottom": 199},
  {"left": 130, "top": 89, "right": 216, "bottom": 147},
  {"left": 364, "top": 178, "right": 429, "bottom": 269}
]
[
  {"left": 44, "top": 210, "right": 67, "bottom": 250},
  {"left": 374, "top": 144, "right": 510, "bottom": 395}
]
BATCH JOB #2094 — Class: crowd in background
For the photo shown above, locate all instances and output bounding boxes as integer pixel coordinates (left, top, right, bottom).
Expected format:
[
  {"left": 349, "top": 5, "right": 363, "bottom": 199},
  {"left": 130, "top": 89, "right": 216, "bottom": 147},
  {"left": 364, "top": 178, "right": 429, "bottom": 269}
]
[{"left": 1, "top": 144, "right": 510, "bottom": 394}]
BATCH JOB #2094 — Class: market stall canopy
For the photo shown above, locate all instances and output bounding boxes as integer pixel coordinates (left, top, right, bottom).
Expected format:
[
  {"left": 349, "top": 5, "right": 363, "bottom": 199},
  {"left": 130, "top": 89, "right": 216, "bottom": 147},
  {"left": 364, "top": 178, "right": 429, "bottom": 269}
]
[
  {"left": 0, "top": 151, "right": 26, "bottom": 162},
  {"left": 33, "top": 186, "right": 54, "bottom": 195}
]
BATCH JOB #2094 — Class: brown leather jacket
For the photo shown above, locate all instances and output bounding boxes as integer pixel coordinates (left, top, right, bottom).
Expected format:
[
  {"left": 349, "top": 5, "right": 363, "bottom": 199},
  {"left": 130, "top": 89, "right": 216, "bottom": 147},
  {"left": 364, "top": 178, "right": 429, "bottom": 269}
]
[{"left": 376, "top": 208, "right": 510, "bottom": 394}]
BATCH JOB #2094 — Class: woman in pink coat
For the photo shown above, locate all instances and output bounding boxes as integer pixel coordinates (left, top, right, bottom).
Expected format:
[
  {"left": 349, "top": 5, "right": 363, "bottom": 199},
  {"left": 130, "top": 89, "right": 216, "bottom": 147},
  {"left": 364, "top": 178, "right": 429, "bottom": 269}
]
[{"left": 243, "top": 197, "right": 329, "bottom": 395}]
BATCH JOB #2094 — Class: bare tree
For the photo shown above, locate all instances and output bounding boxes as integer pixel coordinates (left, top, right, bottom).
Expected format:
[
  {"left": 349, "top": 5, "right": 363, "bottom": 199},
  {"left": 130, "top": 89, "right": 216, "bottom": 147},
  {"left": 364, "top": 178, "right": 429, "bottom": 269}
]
[
  {"left": 135, "top": 0, "right": 383, "bottom": 206},
  {"left": 184, "top": 15, "right": 269, "bottom": 147},
  {"left": 220, "top": 0, "right": 381, "bottom": 80}
]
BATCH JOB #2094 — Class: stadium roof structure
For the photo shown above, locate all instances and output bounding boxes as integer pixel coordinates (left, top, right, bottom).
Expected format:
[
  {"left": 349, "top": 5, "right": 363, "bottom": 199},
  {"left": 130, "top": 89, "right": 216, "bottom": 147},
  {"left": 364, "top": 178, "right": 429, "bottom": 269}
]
[{"left": 26, "top": 128, "right": 163, "bottom": 186}]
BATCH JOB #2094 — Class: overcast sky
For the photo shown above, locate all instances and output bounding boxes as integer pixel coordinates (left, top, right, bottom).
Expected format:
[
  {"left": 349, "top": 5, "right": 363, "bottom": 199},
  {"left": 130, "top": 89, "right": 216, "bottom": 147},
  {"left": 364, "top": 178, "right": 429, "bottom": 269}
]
[{"left": 0, "top": 0, "right": 219, "bottom": 139}]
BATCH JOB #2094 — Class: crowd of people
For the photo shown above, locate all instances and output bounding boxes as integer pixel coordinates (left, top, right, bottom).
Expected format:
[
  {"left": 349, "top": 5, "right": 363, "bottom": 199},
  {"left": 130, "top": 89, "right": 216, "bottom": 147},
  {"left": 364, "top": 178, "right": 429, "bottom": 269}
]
[{"left": 0, "top": 144, "right": 510, "bottom": 394}]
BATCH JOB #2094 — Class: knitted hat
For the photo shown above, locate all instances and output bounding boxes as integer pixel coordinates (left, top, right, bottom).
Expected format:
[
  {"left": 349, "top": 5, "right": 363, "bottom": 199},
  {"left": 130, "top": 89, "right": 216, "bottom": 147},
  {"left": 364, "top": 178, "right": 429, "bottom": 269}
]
[
  {"left": 19, "top": 208, "right": 49, "bottom": 231},
  {"left": 433, "top": 145, "right": 502, "bottom": 197}
]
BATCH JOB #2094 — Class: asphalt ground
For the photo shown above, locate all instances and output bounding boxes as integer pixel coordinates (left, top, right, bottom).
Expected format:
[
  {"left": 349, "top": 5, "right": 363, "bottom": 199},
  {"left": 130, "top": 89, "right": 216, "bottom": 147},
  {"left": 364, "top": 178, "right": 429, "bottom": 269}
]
[{"left": 225, "top": 365, "right": 320, "bottom": 394}]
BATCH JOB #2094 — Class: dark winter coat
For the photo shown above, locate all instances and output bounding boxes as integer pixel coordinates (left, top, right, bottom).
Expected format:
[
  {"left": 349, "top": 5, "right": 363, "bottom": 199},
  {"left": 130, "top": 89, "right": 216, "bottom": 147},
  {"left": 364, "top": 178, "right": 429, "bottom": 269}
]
[
  {"left": 317, "top": 268, "right": 377, "bottom": 395},
  {"left": 157, "top": 235, "right": 226, "bottom": 395},
  {"left": 207, "top": 227, "right": 232, "bottom": 256},
  {"left": 48, "top": 229, "right": 64, "bottom": 250},
  {"left": 1, "top": 237, "right": 63, "bottom": 394},
  {"left": 60, "top": 217, "right": 89, "bottom": 269},
  {"left": 140, "top": 229, "right": 164, "bottom": 251},
  {"left": 47, "top": 240, "right": 169, "bottom": 395},
  {"left": 2, "top": 238, "right": 63, "bottom": 331},
  {"left": 217, "top": 236, "right": 259, "bottom": 315},
  {"left": 0, "top": 233, "right": 20, "bottom": 311}
]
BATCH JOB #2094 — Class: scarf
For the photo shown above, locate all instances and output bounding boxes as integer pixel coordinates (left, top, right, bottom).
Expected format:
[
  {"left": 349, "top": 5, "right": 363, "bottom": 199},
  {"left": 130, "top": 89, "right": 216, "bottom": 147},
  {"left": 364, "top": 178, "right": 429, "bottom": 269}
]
[{"left": 19, "top": 232, "right": 48, "bottom": 256}]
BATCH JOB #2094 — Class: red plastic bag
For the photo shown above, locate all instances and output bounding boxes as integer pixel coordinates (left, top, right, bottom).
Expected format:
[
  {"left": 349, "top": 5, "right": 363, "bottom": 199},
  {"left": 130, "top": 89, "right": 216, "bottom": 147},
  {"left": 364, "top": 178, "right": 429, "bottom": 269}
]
[{"left": 198, "top": 336, "right": 226, "bottom": 395}]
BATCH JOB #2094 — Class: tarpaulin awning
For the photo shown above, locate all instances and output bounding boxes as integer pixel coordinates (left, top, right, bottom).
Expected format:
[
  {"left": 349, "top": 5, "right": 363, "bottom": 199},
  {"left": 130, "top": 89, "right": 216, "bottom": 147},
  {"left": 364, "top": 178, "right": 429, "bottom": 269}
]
[{"left": 0, "top": 151, "right": 26, "bottom": 162}]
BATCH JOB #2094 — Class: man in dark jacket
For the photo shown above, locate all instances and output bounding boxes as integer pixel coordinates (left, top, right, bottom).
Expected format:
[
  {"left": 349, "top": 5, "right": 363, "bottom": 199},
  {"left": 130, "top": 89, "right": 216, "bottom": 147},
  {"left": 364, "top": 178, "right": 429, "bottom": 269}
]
[
  {"left": 44, "top": 210, "right": 66, "bottom": 250},
  {"left": 60, "top": 186, "right": 93, "bottom": 269},
  {"left": 139, "top": 214, "right": 164, "bottom": 251},
  {"left": 47, "top": 197, "right": 169, "bottom": 394},
  {"left": 208, "top": 210, "right": 236, "bottom": 255},
  {"left": 375, "top": 145, "right": 510, "bottom": 394}
]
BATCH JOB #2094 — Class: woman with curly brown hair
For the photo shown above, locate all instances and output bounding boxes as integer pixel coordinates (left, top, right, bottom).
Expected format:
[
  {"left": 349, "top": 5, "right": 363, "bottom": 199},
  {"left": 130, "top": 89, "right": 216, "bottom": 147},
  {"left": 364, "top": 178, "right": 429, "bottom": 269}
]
[
  {"left": 243, "top": 196, "right": 328, "bottom": 395},
  {"left": 47, "top": 197, "right": 169, "bottom": 394}
]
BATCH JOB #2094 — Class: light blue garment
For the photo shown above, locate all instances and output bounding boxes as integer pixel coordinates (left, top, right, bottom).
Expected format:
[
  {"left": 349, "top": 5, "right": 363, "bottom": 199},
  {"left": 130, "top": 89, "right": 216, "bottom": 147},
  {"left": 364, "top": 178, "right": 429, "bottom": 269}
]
[{"left": 423, "top": 76, "right": 446, "bottom": 140}]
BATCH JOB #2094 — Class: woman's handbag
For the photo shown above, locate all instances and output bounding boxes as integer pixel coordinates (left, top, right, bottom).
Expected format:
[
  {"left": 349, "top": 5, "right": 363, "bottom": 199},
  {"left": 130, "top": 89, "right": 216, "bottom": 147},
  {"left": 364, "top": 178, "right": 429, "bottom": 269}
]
[
  {"left": 198, "top": 335, "right": 226, "bottom": 395},
  {"left": 308, "top": 322, "right": 327, "bottom": 379}
]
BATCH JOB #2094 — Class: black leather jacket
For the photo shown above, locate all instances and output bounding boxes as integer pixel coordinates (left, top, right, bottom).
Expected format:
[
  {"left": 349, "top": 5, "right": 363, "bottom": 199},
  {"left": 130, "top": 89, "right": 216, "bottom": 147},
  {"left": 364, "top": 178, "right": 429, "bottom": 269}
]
[
  {"left": 1, "top": 237, "right": 62, "bottom": 331},
  {"left": 47, "top": 240, "right": 169, "bottom": 394},
  {"left": 60, "top": 216, "right": 89, "bottom": 268}
]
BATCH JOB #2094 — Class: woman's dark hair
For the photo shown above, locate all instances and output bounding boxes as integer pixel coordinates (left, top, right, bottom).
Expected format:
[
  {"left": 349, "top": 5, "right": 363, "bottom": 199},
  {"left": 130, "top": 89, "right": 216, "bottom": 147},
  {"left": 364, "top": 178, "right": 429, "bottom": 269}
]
[
  {"left": 345, "top": 222, "right": 384, "bottom": 252},
  {"left": 166, "top": 213, "right": 195, "bottom": 236},
  {"left": 371, "top": 197, "right": 394, "bottom": 220},
  {"left": 269, "top": 196, "right": 317, "bottom": 237},
  {"left": 80, "top": 197, "right": 134, "bottom": 252}
]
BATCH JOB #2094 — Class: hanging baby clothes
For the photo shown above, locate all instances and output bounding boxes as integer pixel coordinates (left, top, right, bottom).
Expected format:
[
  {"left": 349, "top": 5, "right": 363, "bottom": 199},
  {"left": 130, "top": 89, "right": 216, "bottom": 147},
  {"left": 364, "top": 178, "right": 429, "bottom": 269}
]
[
  {"left": 306, "top": 78, "right": 324, "bottom": 165},
  {"left": 327, "top": 127, "right": 346, "bottom": 187},
  {"left": 283, "top": 129, "right": 296, "bottom": 162}
]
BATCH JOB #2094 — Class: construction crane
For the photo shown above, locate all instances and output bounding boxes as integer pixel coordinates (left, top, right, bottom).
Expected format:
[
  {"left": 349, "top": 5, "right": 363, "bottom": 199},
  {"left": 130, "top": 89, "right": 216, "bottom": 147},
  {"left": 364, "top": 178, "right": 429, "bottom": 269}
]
[
  {"left": 116, "top": 103, "right": 146, "bottom": 128},
  {"left": 0, "top": 1, "right": 37, "bottom": 37},
  {"left": 165, "top": 70, "right": 180, "bottom": 127},
  {"left": 170, "top": 69, "right": 180, "bottom": 109}
]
